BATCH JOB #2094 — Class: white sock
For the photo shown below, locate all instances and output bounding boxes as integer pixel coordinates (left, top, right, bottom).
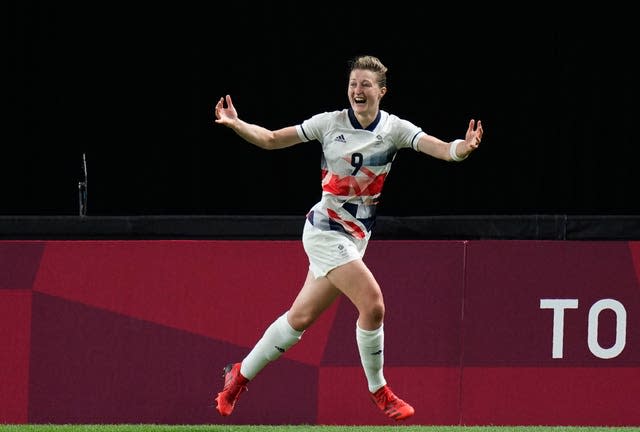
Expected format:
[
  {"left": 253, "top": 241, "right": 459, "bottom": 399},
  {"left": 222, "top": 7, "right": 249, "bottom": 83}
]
[
  {"left": 240, "top": 311, "right": 304, "bottom": 380},
  {"left": 356, "top": 323, "right": 387, "bottom": 393}
]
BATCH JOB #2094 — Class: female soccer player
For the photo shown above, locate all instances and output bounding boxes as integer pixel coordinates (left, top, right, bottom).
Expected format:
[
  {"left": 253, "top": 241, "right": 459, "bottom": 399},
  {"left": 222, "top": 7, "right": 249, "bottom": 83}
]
[{"left": 213, "top": 54, "right": 483, "bottom": 421}]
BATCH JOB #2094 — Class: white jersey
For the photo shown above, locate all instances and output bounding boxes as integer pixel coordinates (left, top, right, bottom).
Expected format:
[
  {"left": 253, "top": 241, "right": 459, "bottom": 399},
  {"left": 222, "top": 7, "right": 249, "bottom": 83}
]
[{"left": 296, "top": 108, "right": 425, "bottom": 240}]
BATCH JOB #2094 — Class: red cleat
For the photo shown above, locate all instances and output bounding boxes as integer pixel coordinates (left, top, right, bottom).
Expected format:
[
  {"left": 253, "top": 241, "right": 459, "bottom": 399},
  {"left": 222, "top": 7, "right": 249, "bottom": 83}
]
[
  {"left": 370, "top": 385, "right": 415, "bottom": 421},
  {"left": 214, "top": 363, "right": 249, "bottom": 416}
]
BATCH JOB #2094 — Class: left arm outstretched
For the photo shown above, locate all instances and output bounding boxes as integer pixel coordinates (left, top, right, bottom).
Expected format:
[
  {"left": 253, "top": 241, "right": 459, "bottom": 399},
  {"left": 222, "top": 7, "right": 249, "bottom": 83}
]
[{"left": 416, "top": 119, "right": 483, "bottom": 162}]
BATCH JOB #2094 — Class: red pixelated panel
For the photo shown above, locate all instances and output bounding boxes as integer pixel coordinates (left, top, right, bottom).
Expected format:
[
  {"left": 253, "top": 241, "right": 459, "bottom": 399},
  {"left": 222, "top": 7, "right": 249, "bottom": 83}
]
[
  {"left": 317, "top": 366, "right": 460, "bottom": 425},
  {"left": 461, "top": 366, "right": 640, "bottom": 426},
  {"left": 0, "top": 241, "right": 44, "bottom": 290},
  {"left": 464, "top": 240, "right": 640, "bottom": 365},
  {"left": 0, "top": 290, "right": 32, "bottom": 423},
  {"left": 28, "top": 293, "right": 318, "bottom": 425},
  {"left": 32, "top": 240, "right": 335, "bottom": 366},
  {"left": 629, "top": 241, "right": 640, "bottom": 290}
]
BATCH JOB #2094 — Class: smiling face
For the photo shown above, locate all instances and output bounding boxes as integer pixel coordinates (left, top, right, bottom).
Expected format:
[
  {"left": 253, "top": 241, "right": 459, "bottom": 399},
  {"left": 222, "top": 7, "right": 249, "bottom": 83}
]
[{"left": 348, "top": 68, "right": 387, "bottom": 119}]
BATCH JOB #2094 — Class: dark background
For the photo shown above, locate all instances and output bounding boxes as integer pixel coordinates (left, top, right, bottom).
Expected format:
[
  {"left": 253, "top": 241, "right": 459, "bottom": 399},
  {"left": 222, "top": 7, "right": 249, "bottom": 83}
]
[{"left": 6, "top": 3, "right": 639, "bottom": 217}]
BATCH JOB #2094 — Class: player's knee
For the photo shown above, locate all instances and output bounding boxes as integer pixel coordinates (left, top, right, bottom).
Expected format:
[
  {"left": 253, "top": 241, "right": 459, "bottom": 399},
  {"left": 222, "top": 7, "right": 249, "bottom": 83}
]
[
  {"left": 367, "top": 301, "right": 385, "bottom": 326},
  {"left": 287, "top": 310, "right": 315, "bottom": 331}
]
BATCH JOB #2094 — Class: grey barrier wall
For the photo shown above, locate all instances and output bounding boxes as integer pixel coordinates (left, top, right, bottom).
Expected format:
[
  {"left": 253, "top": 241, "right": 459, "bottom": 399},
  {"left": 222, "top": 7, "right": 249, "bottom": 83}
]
[{"left": 1, "top": 215, "right": 640, "bottom": 240}]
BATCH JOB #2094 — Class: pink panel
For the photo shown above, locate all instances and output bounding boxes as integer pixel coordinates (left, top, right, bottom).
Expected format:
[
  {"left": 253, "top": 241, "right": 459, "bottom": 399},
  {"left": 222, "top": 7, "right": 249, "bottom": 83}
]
[
  {"left": 630, "top": 241, "right": 640, "bottom": 287},
  {"left": 462, "top": 240, "right": 640, "bottom": 426},
  {"left": 0, "top": 241, "right": 44, "bottom": 290},
  {"left": 7, "top": 239, "right": 637, "bottom": 425},
  {"left": 461, "top": 367, "right": 640, "bottom": 426},
  {"left": 464, "top": 240, "right": 640, "bottom": 365},
  {"left": 28, "top": 293, "right": 318, "bottom": 424},
  {"left": 32, "top": 240, "right": 335, "bottom": 365},
  {"left": 0, "top": 290, "right": 32, "bottom": 423}
]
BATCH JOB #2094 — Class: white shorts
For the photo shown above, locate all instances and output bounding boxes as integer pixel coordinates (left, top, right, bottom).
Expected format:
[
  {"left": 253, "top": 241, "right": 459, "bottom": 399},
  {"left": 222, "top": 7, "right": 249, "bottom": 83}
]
[{"left": 302, "top": 219, "right": 371, "bottom": 278}]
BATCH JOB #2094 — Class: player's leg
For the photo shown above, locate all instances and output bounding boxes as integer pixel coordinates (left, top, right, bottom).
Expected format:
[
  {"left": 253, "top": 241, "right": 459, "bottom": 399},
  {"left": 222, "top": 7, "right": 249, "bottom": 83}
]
[
  {"left": 326, "top": 259, "right": 386, "bottom": 389},
  {"left": 326, "top": 259, "right": 415, "bottom": 421},
  {"left": 215, "top": 270, "right": 339, "bottom": 416},
  {"left": 287, "top": 269, "right": 341, "bottom": 330},
  {"left": 241, "top": 270, "right": 340, "bottom": 379}
]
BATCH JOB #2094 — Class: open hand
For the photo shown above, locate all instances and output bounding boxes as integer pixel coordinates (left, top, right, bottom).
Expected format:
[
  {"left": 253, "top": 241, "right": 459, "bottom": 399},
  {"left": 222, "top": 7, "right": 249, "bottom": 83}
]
[
  {"left": 462, "top": 119, "right": 483, "bottom": 155},
  {"left": 214, "top": 95, "right": 238, "bottom": 126}
]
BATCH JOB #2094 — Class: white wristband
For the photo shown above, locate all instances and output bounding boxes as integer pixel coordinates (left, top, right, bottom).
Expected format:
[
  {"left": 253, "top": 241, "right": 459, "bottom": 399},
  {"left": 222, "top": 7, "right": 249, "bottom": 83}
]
[{"left": 449, "top": 139, "right": 467, "bottom": 162}]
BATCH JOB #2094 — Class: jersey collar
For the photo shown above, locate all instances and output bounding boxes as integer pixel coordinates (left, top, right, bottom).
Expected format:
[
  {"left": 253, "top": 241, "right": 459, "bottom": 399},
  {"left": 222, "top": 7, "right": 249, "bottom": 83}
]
[{"left": 348, "top": 108, "right": 381, "bottom": 132}]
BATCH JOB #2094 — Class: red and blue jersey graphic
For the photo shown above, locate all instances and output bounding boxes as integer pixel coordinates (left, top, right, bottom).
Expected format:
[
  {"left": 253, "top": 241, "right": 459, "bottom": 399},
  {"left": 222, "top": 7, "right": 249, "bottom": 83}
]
[{"left": 296, "top": 108, "right": 424, "bottom": 239}]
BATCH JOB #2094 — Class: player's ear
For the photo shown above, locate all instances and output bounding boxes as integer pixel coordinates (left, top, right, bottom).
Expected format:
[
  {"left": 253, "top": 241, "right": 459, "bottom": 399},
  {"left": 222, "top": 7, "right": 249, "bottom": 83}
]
[{"left": 379, "top": 86, "right": 387, "bottom": 98}]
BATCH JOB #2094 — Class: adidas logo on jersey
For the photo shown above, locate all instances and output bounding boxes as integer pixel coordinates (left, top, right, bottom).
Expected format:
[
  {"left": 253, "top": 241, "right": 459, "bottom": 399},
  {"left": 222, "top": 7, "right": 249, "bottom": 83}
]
[{"left": 334, "top": 134, "right": 346, "bottom": 143}]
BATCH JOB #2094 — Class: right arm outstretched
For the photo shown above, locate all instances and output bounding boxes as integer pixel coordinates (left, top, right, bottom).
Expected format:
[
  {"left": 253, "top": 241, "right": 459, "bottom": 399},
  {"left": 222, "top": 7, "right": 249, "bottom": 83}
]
[{"left": 214, "top": 95, "right": 301, "bottom": 150}]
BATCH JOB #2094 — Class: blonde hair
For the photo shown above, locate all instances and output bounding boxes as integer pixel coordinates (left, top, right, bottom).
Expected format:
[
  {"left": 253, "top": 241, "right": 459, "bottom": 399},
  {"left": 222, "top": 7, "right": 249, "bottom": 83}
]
[{"left": 349, "top": 55, "right": 388, "bottom": 88}]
